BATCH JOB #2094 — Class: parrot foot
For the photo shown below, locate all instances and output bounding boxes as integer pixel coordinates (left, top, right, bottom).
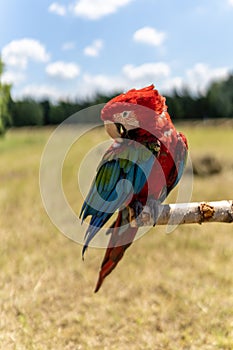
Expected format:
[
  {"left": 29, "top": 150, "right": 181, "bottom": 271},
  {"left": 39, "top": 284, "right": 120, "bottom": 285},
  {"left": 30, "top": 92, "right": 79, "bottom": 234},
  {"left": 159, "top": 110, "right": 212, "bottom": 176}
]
[
  {"left": 128, "top": 201, "right": 144, "bottom": 227},
  {"left": 140, "top": 199, "right": 160, "bottom": 226},
  {"left": 145, "top": 198, "right": 161, "bottom": 226},
  {"left": 128, "top": 200, "right": 160, "bottom": 227}
]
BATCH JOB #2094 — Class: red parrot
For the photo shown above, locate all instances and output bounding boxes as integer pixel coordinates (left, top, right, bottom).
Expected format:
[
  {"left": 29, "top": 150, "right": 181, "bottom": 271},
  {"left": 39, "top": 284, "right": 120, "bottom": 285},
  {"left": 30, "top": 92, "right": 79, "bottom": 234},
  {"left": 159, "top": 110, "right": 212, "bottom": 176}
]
[{"left": 80, "top": 84, "right": 188, "bottom": 292}]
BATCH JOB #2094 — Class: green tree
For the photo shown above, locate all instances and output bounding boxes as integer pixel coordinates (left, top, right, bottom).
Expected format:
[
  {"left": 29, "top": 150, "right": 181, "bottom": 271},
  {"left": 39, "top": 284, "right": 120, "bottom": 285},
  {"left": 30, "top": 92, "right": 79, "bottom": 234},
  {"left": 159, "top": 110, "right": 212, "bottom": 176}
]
[
  {"left": 12, "top": 99, "right": 44, "bottom": 126},
  {"left": 0, "top": 59, "right": 12, "bottom": 135},
  {"left": 165, "top": 92, "right": 184, "bottom": 120},
  {"left": 206, "top": 74, "right": 233, "bottom": 118},
  {"left": 40, "top": 99, "right": 51, "bottom": 125},
  {"left": 49, "top": 104, "right": 67, "bottom": 124}
]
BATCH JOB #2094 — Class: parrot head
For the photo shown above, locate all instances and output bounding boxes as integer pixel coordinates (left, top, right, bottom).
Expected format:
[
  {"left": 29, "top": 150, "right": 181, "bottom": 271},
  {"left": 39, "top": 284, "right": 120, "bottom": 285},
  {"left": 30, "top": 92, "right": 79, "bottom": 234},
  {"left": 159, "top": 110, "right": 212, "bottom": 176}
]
[{"left": 101, "top": 84, "right": 171, "bottom": 139}]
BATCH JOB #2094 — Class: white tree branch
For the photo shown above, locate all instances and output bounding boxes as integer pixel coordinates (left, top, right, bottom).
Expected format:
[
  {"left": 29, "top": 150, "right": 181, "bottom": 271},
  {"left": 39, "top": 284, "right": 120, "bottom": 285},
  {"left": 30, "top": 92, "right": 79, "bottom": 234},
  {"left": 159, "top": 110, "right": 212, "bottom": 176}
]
[{"left": 140, "top": 200, "right": 233, "bottom": 226}]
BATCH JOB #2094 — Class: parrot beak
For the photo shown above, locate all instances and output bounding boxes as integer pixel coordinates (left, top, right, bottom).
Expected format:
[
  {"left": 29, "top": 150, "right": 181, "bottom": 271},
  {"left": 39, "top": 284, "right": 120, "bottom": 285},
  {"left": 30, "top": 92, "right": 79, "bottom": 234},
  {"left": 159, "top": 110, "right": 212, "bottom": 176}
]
[{"left": 104, "top": 121, "right": 123, "bottom": 140}]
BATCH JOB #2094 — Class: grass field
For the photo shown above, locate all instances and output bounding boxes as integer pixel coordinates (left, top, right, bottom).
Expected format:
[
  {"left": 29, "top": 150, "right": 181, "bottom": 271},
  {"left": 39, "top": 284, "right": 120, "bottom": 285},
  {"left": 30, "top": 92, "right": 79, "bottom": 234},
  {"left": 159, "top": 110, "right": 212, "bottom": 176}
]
[{"left": 0, "top": 123, "right": 233, "bottom": 349}]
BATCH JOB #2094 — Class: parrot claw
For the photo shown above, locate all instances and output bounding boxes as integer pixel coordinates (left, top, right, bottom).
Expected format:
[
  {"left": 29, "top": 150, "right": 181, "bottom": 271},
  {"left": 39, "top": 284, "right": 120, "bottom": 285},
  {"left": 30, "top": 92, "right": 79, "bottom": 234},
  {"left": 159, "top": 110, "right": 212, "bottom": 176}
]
[
  {"left": 129, "top": 201, "right": 144, "bottom": 227},
  {"left": 140, "top": 199, "right": 160, "bottom": 226},
  {"left": 147, "top": 198, "right": 160, "bottom": 226},
  {"left": 128, "top": 200, "right": 160, "bottom": 227}
]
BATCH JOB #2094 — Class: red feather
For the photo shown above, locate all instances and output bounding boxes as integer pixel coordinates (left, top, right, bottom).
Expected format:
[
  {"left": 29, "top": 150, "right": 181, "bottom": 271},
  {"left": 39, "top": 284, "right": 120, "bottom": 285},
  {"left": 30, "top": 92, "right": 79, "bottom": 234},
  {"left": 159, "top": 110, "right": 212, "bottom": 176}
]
[{"left": 94, "top": 212, "right": 137, "bottom": 293}]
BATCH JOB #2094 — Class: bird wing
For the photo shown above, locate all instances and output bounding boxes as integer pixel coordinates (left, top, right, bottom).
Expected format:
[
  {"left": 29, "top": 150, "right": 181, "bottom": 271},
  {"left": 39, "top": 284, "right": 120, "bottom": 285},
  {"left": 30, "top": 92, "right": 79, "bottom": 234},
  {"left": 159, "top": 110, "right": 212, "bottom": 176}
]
[
  {"left": 162, "top": 132, "right": 188, "bottom": 201},
  {"left": 80, "top": 139, "right": 154, "bottom": 256}
]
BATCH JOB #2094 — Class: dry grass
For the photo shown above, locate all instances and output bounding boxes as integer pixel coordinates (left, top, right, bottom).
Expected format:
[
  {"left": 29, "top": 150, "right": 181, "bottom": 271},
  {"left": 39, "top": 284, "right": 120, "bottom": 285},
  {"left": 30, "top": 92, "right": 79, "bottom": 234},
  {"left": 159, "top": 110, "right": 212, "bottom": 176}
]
[{"left": 0, "top": 124, "right": 233, "bottom": 350}]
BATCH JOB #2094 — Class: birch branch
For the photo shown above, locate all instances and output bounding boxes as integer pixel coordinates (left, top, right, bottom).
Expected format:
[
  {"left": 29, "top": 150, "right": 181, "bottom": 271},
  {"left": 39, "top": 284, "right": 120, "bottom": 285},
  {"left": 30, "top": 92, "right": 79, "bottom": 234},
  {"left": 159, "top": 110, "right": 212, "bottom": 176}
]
[{"left": 140, "top": 200, "right": 233, "bottom": 226}]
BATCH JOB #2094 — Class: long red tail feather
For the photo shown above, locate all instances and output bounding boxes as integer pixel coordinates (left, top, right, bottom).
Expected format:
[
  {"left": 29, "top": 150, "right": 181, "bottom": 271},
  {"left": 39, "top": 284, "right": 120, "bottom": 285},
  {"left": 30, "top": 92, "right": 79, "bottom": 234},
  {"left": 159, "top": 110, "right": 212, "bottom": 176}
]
[{"left": 94, "top": 213, "right": 138, "bottom": 292}]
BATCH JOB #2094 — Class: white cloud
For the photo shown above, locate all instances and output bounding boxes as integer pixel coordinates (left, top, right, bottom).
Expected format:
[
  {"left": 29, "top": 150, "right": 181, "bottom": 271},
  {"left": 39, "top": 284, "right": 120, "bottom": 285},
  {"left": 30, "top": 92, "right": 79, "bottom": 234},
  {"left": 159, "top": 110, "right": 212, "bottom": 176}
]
[
  {"left": 123, "top": 62, "right": 170, "bottom": 81},
  {"left": 19, "top": 84, "right": 63, "bottom": 101},
  {"left": 78, "top": 63, "right": 230, "bottom": 99},
  {"left": 186, "top": 63, "right": 229, "bottom": 93},
  {"left": 228, "top": 0, "right": 233, "bottom": 6},
  {"left": 158, "top": 76, "right": 184, "bottom": 94},
  {"left": 1, "top": 38, "right": 50, "bottom": 70},
  {"left": 48, "top": 2, "right": 67, "bottom": 16},
  {"left": 83, "top": 74, "right": 125, "bottom": 95},
  {"left": 72, "top": 0, "right": 133, "bottom": 20},
  {"left": 133, "top": 27, "right": 166, "bottom": 47},
  {"left": 156, "top": 64, "right": 229, "bottom": 95},
  {"left": 46, "top": 61, "right": 80, "bottom": 79},
  {"left": 1, "top": 71, "right": 26, "bottom": 86},
  {"left": 84, "top": 39, "right": 103, "bottom": 57},
  {"left": 77, "top": 60, "right": 174, "bottom": 99},
  {"left": 62, "top": 41, "right": 76, "bottom": 51},
  {"left": 81, "top": 63, "right": 171, "bottom": 97},
  {"left": 7, "top": 52, "right": 230, "bottom": 102}
]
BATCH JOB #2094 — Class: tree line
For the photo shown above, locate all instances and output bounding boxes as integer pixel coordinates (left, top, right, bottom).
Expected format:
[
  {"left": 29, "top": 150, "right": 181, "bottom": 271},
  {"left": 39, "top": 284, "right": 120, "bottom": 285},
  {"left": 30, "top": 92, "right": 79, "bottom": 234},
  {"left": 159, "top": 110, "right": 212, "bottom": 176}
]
[{"left": 1, "top": 59, "right": 233, "bottom": 135}]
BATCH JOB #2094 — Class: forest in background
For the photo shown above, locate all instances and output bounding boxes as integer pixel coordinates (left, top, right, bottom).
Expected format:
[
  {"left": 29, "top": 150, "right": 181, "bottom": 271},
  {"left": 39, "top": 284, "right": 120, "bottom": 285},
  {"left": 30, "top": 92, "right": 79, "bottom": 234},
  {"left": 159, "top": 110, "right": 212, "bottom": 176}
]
[{"left": 1, "top": 57, "right": 233, "bottom": 133}]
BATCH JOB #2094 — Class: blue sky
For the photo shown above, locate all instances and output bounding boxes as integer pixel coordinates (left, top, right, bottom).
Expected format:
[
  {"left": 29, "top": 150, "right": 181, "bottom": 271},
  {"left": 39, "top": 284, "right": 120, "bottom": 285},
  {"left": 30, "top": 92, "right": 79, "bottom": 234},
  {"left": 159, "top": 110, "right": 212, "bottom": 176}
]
[{"left": 1, "top": 0, "right": 233, "bottom": 101}]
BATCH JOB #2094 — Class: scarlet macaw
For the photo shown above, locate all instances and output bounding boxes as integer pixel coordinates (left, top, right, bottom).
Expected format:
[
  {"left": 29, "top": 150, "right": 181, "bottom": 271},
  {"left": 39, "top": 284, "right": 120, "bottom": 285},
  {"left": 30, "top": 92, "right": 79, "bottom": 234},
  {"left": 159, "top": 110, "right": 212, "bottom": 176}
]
[{"left": 80, "top": 85, "right": 188, "bottom": 292}]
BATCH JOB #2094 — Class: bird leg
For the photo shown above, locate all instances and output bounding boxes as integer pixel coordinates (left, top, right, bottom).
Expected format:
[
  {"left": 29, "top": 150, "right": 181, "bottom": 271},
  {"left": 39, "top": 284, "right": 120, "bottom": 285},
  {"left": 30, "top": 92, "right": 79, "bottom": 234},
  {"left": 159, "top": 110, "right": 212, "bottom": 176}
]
[
  {"left": 145, "top": 198, "right": 160, "bottom": 226},
  {"left": 128, "top": 201, "right": 144, "bottom": 227},
  {"left": 140, "top": 205, "right": 154, "bottom": 226},
  {"left": 128, "top": 199, "right": 160, "bottom": 227}
]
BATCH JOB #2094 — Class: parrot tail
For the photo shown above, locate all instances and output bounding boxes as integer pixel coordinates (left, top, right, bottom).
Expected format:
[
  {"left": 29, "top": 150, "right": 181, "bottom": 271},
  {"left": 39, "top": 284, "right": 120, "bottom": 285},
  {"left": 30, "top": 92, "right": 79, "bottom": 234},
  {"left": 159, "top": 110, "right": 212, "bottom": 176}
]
[{"left": 94, "top": 210, "right": 138, "bottom": 293}]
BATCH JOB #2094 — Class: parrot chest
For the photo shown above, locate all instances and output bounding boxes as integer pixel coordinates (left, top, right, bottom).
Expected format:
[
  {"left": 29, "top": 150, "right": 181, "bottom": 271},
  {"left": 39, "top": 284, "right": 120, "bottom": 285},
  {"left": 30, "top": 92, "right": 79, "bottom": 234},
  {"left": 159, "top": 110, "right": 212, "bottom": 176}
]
[{"left": 138, "top": 144, "right": 177, "bottom": 201}]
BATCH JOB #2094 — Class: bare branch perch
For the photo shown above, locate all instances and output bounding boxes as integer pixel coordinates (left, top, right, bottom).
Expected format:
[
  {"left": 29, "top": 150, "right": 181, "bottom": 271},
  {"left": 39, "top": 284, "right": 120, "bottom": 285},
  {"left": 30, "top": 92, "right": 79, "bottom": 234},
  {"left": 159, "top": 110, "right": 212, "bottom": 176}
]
[{"left": 140, "top": 200, "right": 233, "bottom": 226}]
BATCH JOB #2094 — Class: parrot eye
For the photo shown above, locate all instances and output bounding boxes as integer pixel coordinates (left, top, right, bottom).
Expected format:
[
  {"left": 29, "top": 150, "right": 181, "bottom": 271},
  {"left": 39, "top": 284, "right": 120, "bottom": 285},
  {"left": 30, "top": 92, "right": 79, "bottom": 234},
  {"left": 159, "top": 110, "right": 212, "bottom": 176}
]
[{"left": 122, "top": 111, "right": 131, "bottom": 118}]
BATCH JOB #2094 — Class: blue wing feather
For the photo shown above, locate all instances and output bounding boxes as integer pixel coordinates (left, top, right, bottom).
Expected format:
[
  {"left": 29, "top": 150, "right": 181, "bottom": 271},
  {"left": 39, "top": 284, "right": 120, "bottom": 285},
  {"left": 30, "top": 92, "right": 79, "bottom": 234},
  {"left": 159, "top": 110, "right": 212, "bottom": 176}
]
[{"left": 80, "top": 140, "right": 154, "bottom": 255}]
